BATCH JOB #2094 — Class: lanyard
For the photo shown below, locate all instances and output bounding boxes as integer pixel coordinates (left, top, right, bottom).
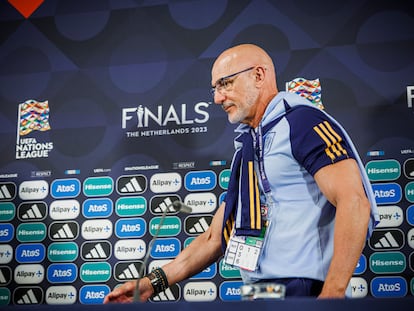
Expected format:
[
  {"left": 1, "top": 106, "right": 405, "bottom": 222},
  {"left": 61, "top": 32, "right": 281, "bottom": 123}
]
[{"left": 251, "top": 125, "right": 272, "bottom": 194}]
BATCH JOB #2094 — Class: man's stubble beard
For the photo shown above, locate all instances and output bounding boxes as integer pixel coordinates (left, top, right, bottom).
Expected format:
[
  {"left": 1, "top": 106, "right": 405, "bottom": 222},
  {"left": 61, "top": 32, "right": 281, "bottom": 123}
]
[{"left": 227, "top": 85, "right": 259, "bottom": 125}]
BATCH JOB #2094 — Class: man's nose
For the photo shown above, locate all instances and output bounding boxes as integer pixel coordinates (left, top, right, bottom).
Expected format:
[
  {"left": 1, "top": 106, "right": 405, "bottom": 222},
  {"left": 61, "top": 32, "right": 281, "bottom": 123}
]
[{"left": 213, "top": 90, "right": 226, "bottom": 104}]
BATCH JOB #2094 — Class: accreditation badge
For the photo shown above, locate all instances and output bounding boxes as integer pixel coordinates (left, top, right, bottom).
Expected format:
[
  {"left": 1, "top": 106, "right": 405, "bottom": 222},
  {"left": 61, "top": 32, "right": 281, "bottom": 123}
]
[{"left": 223, "top": 218, "right": 270, "bottom": 272}]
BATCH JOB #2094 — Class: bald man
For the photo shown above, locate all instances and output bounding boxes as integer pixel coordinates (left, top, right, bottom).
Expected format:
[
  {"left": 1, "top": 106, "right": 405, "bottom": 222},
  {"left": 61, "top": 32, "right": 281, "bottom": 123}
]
[{"left": 104, "top": 44, "right": 378, "bottom": 302}]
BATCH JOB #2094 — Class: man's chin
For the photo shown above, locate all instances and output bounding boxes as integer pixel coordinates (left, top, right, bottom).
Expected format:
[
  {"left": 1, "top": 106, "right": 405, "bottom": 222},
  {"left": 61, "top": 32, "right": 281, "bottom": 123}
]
[{"left": 228, "top": 116, "right": 241, "bottom": 124}]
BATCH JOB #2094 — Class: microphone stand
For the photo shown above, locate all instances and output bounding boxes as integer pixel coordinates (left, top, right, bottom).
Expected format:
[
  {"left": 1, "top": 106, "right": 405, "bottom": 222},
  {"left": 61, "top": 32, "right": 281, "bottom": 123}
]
[{"left": 133, "top": 200, "right": 190, "bottom": 302}]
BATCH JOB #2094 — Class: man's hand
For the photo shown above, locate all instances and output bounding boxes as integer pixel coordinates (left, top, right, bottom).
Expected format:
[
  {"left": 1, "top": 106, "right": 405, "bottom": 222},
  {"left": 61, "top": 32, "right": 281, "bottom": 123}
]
[{"left": 103, "top": 278, "right": 154, "bottom": 303}]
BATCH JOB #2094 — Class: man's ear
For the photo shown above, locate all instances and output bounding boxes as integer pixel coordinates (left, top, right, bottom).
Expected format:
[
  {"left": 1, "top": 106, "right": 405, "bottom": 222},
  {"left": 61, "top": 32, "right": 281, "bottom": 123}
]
[{"left": 254, "top": 66, "right": 266, "bottom": 86}]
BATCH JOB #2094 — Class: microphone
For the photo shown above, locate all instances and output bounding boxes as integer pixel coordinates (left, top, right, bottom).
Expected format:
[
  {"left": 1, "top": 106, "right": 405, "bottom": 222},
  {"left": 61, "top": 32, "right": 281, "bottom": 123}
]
[
  {"left": 171, "top": 200, "right": 192, "bottom": 214},
  {"left": 133, "top": 200, "right": 192, "bottom": 302}
]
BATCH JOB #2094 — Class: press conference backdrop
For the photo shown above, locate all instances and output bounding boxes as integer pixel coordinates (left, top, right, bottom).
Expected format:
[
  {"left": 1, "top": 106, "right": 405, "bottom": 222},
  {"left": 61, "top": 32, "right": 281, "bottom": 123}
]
[{"left": 0, "top": 0, "right": 413, "bottom": 306}]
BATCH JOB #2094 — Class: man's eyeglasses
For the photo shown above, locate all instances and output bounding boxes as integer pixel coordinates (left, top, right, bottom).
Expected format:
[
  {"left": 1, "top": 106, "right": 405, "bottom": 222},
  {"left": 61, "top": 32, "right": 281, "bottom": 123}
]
[{"left": 210, "top": 66, "right": 255, "bottom": 97}]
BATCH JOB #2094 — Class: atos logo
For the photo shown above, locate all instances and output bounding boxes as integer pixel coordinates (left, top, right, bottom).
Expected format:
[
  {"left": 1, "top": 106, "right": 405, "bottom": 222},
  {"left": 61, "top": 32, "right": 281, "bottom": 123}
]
[
  {"left": 371, "top": 276, "right": 407, "bottom": 297},
  {"left": 191, "top": 263, "right": 216, "bottom": 279},
  {"left": 150, "top": 238, "right": 180, "bottom": 258},
  {"left": 51, "top": 179, "right": 80, "bottom": 198},
  {"left": 115, "top": 218, "right": 146, "bottom": 238},
  {"left": 372, "top": 183, "right": 402, "bottom": 205},
  {"left": 185, "top": 171, "right": 216, "bottom": 191},
  {"left": 16, "top": 243, "right": 45, "bottom": 263},
  {"left": 219, "top": 281, "right": 243, "bottom": 301},
  {"left": 47, "top": 263, "right": 77, "bottom": 283},
  {"left": 79, "top": 285, "right": 110, "bottom": 304},
  {"left": 219, "top": 192, "right": 226, "bottom": 205},
  {"left": 0, "top": 223, "right": 14, "bottom": 242},
  {"left": 354, "top": 254, "right": 367, "bottom": 275},
  {"left": 83, "top": 198, "right": 113, "bottom": 218}
]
